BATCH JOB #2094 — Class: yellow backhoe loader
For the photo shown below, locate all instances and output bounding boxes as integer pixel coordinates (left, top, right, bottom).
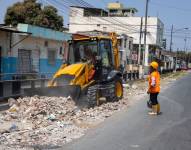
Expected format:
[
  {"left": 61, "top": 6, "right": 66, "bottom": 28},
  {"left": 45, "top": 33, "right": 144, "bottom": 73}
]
[{"left": 24, "top": 32, "right": 123, "bottom": 107}]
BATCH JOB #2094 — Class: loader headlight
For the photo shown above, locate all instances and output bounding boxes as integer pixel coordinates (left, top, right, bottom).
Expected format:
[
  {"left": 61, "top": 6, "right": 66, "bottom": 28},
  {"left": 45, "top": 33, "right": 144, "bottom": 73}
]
[{"left": 90, "top": 38, "right": 97, "bottom": 41}]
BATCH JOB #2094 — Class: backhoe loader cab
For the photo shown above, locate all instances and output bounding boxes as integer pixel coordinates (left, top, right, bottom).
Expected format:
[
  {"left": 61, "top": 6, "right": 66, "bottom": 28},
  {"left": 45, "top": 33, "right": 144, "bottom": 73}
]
[{"left": 67, "top": 37, "right": 115, "bottom": 80}]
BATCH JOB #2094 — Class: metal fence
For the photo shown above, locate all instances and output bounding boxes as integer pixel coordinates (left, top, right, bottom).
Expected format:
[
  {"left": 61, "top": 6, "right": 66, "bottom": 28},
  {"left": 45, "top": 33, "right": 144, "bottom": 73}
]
[{"left": 0, "top": 72, "right": 54, "bottom": 100}]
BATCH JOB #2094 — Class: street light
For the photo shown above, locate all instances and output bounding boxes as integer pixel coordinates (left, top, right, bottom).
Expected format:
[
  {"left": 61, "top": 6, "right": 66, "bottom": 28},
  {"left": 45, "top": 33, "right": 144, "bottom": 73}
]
[{"left": 169, "top": 26, "right": 189, "bottom": 52}]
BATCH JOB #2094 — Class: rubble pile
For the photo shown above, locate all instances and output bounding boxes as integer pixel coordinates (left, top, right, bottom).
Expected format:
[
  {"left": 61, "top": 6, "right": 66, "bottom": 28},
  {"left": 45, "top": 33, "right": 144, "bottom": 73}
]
[
  {"left": 0, "top": 96, "right": 84, "bottom": 146},
  {"left": 0, "top": 95, "right": 129, "bottom": 147}
]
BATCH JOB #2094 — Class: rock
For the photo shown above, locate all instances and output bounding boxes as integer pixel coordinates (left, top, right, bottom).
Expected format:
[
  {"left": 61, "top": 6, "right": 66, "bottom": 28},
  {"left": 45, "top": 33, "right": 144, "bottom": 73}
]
[
  {"left": 8, "top": 104, "right": 19, "bottom": 112},
  {"left": 9, "top": 124, "right": 19, "bottom": 132},
  {"left": 131, "top": 84, "right": 138, "bottom": 89},
  {"left": 0, "top": 129, "right": 10, "bottom": 134},
  {"left": 8, "top": 98, "right": 18, "bottom": 107},
  {"left": 123, "top": 84, "right": 130, "bottom": 89},
  {"left": 47, "top": 114, "right": 56, "bottom": 121}
]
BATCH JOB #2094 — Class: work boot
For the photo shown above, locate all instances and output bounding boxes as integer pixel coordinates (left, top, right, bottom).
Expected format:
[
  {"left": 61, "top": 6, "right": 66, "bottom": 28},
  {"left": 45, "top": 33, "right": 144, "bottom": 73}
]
[
  {"left": 148, "top": 105, "right": 157, "bottom": 115},
  {"left": 157, "top": 104, "right": 160, "bottom": 114}
]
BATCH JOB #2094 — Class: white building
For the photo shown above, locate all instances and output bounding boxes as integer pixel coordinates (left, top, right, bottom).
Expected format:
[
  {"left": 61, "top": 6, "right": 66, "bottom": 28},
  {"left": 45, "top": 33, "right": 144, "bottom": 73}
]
[{"left": 69, "top": 4, "right": 164, "bottom": 68}]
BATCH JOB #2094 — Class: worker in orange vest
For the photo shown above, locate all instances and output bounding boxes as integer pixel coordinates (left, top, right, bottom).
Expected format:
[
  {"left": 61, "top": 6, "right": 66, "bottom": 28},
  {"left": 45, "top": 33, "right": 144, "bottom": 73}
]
[{"left": 147, "top": 61, "right": 161, "bottom": 115}]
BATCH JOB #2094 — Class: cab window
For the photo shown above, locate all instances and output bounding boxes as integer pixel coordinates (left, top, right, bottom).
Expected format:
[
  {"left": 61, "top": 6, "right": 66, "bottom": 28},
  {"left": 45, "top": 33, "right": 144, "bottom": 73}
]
[{"left": 100, "top": 40, "right": 113, "bottom": 67}]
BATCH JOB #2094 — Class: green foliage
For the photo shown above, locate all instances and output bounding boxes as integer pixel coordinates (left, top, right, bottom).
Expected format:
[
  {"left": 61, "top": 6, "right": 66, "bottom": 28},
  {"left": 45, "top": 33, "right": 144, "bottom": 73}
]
[{"left": 4, "top": 0, "right": 64, "bottom": 31}]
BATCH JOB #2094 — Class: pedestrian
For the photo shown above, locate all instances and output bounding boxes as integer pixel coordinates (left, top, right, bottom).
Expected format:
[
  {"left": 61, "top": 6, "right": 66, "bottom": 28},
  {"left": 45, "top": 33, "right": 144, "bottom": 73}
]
[{"left": 147, "top": 61, "right": 161, "bottom": 115}]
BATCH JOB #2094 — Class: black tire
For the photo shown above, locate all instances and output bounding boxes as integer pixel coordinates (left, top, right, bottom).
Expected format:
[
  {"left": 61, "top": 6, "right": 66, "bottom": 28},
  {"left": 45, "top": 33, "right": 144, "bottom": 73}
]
[
  {"left": 87, "top": 85, "right": 99, "bottom": 108},
  {"left": 114, "top": 78, "right": 123, "bottom": 101}
]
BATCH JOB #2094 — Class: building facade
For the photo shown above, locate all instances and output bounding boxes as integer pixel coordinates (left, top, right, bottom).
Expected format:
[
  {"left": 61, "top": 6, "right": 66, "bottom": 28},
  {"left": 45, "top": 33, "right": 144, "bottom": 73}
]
[
  {"left": 0, "top": 24, "right": 71, "bottom": 80},
  {"left": 0, "top": 24, "right": 71, "bottom": 99},
  {"left": 69, "top": 4, "right": 164, "bottom": 68}
]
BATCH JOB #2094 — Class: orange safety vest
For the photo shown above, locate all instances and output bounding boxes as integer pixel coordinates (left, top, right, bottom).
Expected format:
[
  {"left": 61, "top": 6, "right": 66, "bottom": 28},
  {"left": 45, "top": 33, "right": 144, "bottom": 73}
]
[{"left": 148, "top": 71, "right": 160, "bottom": 93}]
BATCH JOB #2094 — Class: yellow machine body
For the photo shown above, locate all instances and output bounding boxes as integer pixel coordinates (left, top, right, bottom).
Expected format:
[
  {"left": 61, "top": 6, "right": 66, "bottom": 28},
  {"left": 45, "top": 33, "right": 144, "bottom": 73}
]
[{"left": 49, "top": 62, "right": 95, "bottom": 89}]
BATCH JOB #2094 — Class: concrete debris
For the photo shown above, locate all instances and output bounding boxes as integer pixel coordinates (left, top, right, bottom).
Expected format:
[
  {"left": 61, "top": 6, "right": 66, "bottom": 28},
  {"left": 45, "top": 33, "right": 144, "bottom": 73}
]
[
  {"left": 131, "top": 84, "right": 138, "bottom": 90},
  {"left": 0, "top": 95, "right": 129, "bottom": 148},
  {"left": 123, "top": 84, "right": 130, "bottom": 89},
  {"left": 9, "top": 124, "right": 19, "bottom": 132},
  {"left": 8, "top": 98, "right": 18, "bottom": 107}
]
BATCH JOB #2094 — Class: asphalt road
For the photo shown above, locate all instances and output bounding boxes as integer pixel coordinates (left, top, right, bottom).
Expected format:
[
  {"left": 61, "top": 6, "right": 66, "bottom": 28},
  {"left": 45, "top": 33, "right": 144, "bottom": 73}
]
[{"left": 60, "top": 72, "right": 191, "bottom": 150}]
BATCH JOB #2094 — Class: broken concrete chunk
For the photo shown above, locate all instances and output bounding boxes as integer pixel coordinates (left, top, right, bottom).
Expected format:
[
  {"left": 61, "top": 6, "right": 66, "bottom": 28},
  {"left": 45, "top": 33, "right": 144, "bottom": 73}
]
[
  {"left": 8, "top": 98, "right": 18, "bottom": 107},
  {"left": 131, "top": 84, "right": 138, "bottom": 89}
]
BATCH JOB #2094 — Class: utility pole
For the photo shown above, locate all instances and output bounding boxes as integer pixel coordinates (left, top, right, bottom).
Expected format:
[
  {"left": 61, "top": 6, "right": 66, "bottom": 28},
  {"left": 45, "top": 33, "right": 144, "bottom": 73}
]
[
  {"left": 143, "top": 0, "right": 149, "bottom": 72},
  {"left": 184, "top": 38, "right": 187, "bottom": 52},
  {"left": 138, "top": 17, "right": 143, "bottom": 65},
  {"left": 184, "top": 37, "right": 188, "bottom": 67},
  {"left": 170, "top": 24, "right": 173, "bottom": 52}
]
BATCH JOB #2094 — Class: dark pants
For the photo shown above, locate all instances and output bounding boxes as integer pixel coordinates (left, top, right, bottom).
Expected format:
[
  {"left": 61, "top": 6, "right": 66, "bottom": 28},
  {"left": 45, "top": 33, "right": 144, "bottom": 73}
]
[{"left": 150, "top": 93, "right": 159, "bottom": 105}]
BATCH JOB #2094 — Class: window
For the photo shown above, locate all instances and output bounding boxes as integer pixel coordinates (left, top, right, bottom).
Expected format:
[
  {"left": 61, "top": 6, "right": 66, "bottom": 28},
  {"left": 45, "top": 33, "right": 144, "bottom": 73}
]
[
  {"left": 68, "top": 44, "right": 75, "bottom": 64},
  {"left": 124, "top": 39, "right": 127, "bottom": 48},
  {"left": 84, "top": 8, "right": 108, "bottom": 17},
  {"left": 129, "top": 41, "right": 133, "bottom": 50},
  {"left": 69, "top": 40, "right": 98, "bottom": 64},
  {"left": 100, "top": 40, "right": 113, "bottom": 67},
  {"left": 44, "top": 41, "right": 48, "bottom": 47},
  {"left": 48, "top": 49, "right": 56, "bottom": 65},
  {"left": 59, "top": 47, "right": 63, "bottom": 55}
]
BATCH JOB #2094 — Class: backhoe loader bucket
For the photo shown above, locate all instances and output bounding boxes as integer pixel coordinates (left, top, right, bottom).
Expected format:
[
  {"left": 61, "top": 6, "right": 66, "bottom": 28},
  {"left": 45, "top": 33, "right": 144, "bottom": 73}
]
[{"left": 23, "top": 85, "right": 81, "bottom": 101}]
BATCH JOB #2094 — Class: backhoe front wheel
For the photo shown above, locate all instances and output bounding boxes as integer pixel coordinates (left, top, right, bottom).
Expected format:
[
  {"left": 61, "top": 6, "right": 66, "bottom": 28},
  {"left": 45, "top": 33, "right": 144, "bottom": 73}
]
[{"left": 114, "top": 78, "right": 123, "bottom": 100}]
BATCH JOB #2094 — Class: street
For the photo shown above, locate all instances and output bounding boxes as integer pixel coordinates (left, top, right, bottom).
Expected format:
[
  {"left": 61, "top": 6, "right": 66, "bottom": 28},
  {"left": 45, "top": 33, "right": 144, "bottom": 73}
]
[{"left": 60, "top": 72, "right": 191, "bottom": 150}]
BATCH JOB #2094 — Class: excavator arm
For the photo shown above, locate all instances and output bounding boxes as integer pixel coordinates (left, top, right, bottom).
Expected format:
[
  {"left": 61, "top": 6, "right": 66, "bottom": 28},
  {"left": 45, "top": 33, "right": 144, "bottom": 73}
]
[{"left": 109, "top": 32, "right": 120, "bottom": 70}]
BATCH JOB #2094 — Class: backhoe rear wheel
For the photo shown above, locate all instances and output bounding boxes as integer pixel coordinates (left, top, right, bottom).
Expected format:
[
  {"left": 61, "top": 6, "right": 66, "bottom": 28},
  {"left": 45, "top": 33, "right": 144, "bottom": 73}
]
[
  {"left": 115, "top": 78, "right": 123, "bottom": 100},
  {"left": 87, "top": 85, "right": 100, "bottom": 108}
]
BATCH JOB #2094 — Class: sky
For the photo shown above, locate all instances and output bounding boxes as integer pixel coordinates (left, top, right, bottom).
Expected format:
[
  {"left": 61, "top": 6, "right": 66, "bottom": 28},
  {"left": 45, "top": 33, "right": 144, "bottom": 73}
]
[{"left": 0, "top": 0, "right": 191, "bottom": 51}]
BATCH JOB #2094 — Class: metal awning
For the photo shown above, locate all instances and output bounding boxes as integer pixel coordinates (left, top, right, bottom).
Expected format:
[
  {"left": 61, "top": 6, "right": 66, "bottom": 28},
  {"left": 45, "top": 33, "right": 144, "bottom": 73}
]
[
  {"left": 0, "top": 26, "right": 32, "bottom": 49},
  {"left": 0, "top": 26, "right": 31, "bottom": 34}
]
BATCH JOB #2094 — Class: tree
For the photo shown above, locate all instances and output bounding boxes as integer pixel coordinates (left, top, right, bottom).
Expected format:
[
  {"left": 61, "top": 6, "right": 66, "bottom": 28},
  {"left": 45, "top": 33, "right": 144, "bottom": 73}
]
[
  {"left": 34, "top": 6, "right": 64, "bottom": 31},
  {"left": 4, "top": 0, "right": 64, "bottom": 31}
]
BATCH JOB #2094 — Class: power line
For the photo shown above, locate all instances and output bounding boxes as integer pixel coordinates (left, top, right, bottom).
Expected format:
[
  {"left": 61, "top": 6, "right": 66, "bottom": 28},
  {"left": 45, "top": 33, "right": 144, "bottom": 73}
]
[{"left": 150, "top": 1, "right": 191, "bottom": 13}]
